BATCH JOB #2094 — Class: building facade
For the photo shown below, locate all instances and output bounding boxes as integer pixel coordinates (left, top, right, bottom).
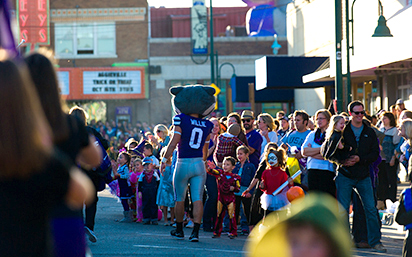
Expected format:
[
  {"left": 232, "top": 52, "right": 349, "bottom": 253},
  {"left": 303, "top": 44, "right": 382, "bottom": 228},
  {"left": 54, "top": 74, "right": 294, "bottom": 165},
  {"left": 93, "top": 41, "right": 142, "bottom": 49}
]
[{"left": 287, "top": 0, "right": 412, "bottom": 114}]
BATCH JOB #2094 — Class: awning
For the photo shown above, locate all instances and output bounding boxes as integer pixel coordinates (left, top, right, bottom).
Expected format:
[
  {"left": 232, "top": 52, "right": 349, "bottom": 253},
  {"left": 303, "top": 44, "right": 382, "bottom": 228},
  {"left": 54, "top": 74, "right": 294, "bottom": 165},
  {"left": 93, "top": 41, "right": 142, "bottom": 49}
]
[
  {"left": 255, "top": 56, "right": 333, "bottom": 90},
  {"left": 231, "top": 76, "right": 294, "bottom": 103}
]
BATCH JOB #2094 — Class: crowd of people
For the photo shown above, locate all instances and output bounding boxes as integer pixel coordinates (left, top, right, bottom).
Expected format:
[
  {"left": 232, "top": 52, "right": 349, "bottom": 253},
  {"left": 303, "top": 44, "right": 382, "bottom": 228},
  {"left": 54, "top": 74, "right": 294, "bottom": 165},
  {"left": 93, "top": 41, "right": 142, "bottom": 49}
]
[
  {"left": 95, "top": 98, "right": 412, "bottom": 254},
  {"left": 3, "top": 51, "right": 412, "bottom": 257}
]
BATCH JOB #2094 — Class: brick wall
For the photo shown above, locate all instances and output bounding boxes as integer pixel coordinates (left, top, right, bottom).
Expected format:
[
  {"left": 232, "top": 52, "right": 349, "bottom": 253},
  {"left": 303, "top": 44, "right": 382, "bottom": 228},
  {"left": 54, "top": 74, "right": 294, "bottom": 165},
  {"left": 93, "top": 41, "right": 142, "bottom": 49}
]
[{"left": 51, "top": 0, "right": 148, "bottom": 68}]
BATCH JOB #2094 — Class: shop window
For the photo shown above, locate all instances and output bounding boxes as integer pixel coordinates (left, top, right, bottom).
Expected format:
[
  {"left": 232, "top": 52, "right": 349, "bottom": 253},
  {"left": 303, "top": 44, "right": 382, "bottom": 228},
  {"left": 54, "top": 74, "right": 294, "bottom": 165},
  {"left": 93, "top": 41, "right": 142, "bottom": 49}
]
[
  {"left": 55, "top": 23, "right": 116, "bottom": 58},
  {"left": 396, "top": 72, "right": 410, "bottom": 101}
]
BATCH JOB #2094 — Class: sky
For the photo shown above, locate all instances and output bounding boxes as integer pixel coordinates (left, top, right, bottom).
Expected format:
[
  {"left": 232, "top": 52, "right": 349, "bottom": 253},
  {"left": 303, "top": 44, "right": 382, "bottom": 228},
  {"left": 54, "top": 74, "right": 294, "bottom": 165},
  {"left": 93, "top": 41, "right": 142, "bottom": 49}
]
[{"left": 147, "top": 0, "right": 247, "bottom": 8}]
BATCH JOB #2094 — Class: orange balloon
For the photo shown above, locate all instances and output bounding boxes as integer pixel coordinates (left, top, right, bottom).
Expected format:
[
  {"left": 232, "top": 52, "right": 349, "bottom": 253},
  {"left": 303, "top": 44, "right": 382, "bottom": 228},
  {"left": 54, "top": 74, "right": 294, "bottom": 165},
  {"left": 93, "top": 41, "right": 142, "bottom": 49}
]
[{"left": 286, "top": 186, "right": 305, "bottom": 202}]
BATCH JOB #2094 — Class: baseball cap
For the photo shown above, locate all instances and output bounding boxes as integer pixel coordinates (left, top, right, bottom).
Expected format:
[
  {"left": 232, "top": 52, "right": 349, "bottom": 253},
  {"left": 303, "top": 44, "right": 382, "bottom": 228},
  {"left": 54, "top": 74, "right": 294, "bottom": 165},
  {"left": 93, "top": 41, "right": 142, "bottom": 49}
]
[
  {"left": 396, "top": 99, "right": 404, "bottom": 105},
  {"left": 241, "top": 110, "right": 254, "bottom": 119},
  {"left": 142, "top": 157, "right": 154, "bottom": 166}
]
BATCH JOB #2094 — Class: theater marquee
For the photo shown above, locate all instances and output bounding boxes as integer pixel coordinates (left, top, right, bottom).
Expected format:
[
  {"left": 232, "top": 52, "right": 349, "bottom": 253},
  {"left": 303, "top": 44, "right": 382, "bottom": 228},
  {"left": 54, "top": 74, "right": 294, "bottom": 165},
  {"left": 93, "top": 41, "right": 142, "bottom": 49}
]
[
  {"left": 56, "top": 67, "right": 146, "bottom": 100},
  {"left": 83, "top": 70, "right": 142, "bottom": 95}
]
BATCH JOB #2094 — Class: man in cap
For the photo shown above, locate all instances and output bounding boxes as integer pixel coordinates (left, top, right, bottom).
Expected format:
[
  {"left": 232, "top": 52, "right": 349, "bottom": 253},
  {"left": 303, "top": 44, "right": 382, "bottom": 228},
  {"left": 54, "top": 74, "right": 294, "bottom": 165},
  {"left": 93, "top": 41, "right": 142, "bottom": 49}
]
[{"left": 241, "top": 110, "right": 263, "bottom": 169}]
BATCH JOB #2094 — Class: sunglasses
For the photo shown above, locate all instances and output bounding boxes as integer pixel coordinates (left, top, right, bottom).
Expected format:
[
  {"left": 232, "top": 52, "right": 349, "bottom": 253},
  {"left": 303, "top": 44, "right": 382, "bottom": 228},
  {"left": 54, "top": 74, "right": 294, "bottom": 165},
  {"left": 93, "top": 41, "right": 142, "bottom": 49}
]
[
  {"left": 353, "top": 111, "right": 365, "bottom": 115},
  {"left": 242, "top": 119, "right": 251, "bottom": 123},
  {"left": 156, "top": 130, "right": 162, "bottom": 133}
]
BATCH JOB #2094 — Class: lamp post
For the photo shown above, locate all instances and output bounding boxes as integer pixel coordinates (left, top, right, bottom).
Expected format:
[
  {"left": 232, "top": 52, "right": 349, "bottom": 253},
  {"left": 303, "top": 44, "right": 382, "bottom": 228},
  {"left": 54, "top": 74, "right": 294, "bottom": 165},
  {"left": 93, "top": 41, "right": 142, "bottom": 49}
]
[
  {"left": 209, "top": 0, "right": 215, "bottom": 84},
  {"left": 335, "top": 0, "right": 392, "bottom": 112}
]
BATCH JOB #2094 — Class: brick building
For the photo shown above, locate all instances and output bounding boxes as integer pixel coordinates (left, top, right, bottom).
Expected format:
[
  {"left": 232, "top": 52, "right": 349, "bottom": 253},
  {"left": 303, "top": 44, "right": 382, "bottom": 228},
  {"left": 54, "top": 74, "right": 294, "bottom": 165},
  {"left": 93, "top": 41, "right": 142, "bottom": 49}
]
[{"left": 15, "top": 0, "right": 150, "bottom": 125}]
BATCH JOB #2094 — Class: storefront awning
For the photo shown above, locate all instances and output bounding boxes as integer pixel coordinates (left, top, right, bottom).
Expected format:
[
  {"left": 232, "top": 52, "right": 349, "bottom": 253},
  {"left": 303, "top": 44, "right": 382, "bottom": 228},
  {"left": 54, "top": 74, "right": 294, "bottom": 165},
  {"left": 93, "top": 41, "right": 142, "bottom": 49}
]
[
  {"left": 231, "top": 76, "right": 294, "bottom": 103},
  {"left": 255, "top": 56, "right": 332, "bottom": 90}
]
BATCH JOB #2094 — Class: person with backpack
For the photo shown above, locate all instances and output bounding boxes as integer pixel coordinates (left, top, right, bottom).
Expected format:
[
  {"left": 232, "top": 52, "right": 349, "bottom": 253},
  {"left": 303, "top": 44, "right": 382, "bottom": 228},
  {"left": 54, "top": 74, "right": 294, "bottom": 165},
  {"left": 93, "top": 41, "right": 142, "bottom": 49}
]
[{"left": 70, "top": 106, "right": 111, "bottom": 243}]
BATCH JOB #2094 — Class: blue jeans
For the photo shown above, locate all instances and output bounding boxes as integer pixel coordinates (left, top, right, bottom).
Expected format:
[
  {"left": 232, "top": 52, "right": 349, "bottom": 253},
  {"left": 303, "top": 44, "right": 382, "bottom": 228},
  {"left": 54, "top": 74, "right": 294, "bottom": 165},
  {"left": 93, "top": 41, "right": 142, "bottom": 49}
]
[{"left": 335, "top": 173, "right": 382, "bottom": 247}]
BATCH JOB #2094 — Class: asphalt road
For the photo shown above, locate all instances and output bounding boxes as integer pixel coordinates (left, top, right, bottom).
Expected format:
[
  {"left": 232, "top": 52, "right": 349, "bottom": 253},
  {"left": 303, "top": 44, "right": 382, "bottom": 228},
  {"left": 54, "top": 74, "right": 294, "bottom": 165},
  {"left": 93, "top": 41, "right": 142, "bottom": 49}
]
[{"left": 88, "top": 185, "right": 406, "bottom": 257}]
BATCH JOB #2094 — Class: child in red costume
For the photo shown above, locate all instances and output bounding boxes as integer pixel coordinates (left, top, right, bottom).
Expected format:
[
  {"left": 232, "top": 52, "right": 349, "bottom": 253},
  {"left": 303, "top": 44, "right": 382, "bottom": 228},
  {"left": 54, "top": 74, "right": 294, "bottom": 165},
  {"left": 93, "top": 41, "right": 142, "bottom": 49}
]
[
  {"left": 260, "top": 147, "right": 293, "bottom": 218},
  {"left": 207, "top": 157, "right": 241, "bottom": 239}
]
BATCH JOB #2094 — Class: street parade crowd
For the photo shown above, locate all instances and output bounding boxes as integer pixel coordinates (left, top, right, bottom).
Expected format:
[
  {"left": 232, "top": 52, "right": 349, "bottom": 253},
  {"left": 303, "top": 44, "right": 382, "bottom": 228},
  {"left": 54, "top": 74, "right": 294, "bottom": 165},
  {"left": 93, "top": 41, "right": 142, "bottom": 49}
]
[{"left": 2, "top": 52, "right": 412, "bottom": 257}]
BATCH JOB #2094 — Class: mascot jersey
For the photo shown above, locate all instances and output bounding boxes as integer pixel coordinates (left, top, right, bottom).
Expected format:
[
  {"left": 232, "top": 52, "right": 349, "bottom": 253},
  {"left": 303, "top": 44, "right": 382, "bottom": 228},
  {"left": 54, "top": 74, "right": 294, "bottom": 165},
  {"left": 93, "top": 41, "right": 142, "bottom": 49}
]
[{"left": 173, "top": 113, "right": 213, "bottom": 158}]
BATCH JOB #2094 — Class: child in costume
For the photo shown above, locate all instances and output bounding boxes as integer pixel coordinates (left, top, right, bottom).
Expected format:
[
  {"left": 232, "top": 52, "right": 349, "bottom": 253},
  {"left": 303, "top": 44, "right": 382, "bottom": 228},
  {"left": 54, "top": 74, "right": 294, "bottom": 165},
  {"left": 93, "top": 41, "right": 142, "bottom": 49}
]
[
  {"left": 396, "top": 184, "right": 412, "bottom": 257},
  {"left": 260, "top": 147, "right": 293, "bottom": 218},
  {"left": 130, "top": 158, "right": 144, "bottom": 222},
  {"left": 113, "top": 151, "right": 133, "bottom": 222},
  {"left": 207, "top": 156, "right": 241, "bottom": 239},
  {"left": 138, "top": 157, "right": 160, "bottom": 225},
  {"left": 214, "top": 124, "right": 246, "bottom": 167},
  {"left": 156, "top": 152, "right": 175, "bottom": 226}
]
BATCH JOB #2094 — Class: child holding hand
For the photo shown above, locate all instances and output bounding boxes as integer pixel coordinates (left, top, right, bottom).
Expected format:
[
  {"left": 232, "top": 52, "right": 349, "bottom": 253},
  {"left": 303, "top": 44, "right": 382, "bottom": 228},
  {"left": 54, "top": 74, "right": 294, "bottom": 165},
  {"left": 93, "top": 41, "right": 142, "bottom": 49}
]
[
  {"left": 130, "top": 158, "right": 144, "bottom": 222},
  {"left": 138, "top": 157, "right": 160, "bottom": 225},
  {"left": 260, "top": 148, "right": 293, "bottom": 217},
  {"left": 207, "top": 157, "right": 241, "bottom": 239},
  {"left": 113, "top": 151, "right": 133, "bottom": 223}
]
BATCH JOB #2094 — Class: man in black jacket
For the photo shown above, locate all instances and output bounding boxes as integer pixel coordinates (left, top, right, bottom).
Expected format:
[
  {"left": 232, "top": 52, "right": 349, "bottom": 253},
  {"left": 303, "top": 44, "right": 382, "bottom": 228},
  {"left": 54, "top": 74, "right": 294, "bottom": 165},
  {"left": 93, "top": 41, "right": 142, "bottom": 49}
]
[{"left": 335, "top": 101, "right": 386, "bottom": 253}]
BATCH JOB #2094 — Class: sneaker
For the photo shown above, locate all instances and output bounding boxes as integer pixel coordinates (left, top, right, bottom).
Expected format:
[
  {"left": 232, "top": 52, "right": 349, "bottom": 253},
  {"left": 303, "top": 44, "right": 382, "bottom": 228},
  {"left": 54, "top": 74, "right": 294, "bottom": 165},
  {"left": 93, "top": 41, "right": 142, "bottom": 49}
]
[
  {"left": 212, "top": 233, "right": 220, "bottom": 238},
  {"left": 142, "top": 220, "right": 150, "bottom": 225},
  {"left": 185, "top": 220, "right": 194, "bottom": 228},
  {"left": 228, "top": 233, "right": 236, "bottom": 239},
  {"left": 171, "top": 229, "right": 184, "bottom": 239},
  {"left": 84, "top": 226, "right": 97, "bottom": 243},
  {"left": 189, "top": 231, "right": 199, "bottom": 242},
  {"left": 172, "top": 223, "right": 177, "bottom": 228},
  {"left": 241, "top": 230, "right": 249, "bottom": 236},
  {"left": 151, "top": 221, "right": 158, "bottom": 225},
  {"left": 372, "top": 244, "right": 387, "bottom": 253}
]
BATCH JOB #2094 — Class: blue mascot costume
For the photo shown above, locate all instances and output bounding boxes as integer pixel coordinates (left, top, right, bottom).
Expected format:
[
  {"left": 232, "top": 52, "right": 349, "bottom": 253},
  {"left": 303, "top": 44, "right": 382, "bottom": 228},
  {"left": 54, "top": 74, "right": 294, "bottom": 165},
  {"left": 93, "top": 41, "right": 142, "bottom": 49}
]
[{"left": 160, "top": 85, "right": 215, "bottom": 242}]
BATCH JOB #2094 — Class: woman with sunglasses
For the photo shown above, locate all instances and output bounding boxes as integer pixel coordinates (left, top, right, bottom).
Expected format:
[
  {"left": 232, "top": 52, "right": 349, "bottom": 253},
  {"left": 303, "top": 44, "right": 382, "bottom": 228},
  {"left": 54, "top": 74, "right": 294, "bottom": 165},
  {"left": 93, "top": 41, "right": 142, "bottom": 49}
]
[
  {"left": 377, "top": 111, "right": 402, "bottom": 206},
  {"left": 151, "top": 124, "right": 170, "bottom": 159}
]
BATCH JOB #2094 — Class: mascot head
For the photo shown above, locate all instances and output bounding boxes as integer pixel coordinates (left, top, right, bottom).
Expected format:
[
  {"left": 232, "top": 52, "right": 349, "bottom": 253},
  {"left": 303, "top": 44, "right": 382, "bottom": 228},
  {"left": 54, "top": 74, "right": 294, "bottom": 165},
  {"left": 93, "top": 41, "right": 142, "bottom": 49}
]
[{"left": 170, "top": 85, "right": 216, "bottom": 118}]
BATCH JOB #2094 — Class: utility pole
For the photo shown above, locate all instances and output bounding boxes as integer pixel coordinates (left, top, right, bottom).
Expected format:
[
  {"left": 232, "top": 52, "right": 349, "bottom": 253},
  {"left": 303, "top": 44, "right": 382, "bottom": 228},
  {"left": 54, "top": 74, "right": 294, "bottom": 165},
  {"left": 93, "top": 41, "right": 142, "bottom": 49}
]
[{"left": 335, "top": 0, "right": 343, "bottom": 112}]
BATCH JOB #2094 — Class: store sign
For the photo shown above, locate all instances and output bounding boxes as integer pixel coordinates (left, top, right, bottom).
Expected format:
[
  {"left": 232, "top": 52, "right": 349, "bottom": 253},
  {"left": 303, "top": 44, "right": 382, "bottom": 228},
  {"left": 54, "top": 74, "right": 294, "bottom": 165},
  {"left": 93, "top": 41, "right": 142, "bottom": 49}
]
[
  {"left": 16, "top": 0, "right": 50, "bottom": 45},
  {"left": 116, "top": 107, "right": 131, "bottom": 115},
  {"left": 57, "top": 71, "right": 69, "bottom": 95},
  {"left": 191, "top": 0, "right": 208, "bottom": 54},
  {"left": 83, "top": 71, "right": 142, "bottom": 95}
]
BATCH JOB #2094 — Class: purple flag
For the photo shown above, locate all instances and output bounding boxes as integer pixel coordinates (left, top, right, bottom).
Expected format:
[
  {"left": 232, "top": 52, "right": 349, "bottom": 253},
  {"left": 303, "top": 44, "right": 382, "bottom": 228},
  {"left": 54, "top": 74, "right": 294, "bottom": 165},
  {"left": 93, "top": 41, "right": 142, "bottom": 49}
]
[{"left": 0, "top": 0, "right": 17, "bottom": 56}]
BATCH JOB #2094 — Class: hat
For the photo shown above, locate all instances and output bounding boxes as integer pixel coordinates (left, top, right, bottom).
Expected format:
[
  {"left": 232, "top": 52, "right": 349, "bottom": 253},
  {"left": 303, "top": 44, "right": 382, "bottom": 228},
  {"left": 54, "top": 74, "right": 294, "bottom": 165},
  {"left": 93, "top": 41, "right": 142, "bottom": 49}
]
[
  {"left": 246, "top": 193, "right": 352, "bottom": 257},
  {"left": 228, "top": 124, "right": 241, "bottom": 136},
  {"left": 241, "top": 110, "right": 254, "bottom": 119},
  {"left": 396, "top": 99, "right": 404, "bottom": 105},
  {"left": 142, "top": 157, "right": 154, "bottom": 165},
  {"left": 279, "top": 116, "right": 289, "bottom": 122}
]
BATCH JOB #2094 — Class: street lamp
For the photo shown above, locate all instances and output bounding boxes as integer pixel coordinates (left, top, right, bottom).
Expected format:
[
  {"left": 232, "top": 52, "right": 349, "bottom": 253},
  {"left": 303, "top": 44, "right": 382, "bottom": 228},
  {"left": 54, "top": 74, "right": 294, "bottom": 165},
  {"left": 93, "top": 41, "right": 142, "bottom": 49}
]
[{"left": 335, "top": 0, "right": 392, "bottom": 112}]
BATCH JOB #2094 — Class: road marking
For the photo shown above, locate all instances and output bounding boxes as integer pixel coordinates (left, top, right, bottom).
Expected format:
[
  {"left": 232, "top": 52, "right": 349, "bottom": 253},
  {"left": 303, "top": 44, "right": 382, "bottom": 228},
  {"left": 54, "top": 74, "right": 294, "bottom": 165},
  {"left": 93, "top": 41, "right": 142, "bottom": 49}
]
[{"left": 133, "top": 244, "right": 247, "bottom": 254}]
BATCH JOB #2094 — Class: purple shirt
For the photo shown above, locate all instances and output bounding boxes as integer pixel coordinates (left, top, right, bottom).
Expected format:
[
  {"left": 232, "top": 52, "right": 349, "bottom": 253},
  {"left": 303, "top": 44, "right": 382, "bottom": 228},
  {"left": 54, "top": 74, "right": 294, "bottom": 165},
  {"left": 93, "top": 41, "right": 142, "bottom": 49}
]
[
  {"left": 246, "top": 129, "right": 263, "bottom": 169},
  {"left": 173, "top": 113, "right": 213, "bottom": 158}
]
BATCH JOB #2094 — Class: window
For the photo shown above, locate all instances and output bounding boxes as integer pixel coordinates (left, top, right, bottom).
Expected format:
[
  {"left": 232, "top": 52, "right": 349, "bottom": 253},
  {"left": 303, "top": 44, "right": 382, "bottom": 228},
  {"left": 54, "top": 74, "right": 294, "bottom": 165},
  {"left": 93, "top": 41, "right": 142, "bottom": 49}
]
[
  {"left": 396, "top": 72, "right": 410, "bottom": 101},
  {"left": 55, "top": 23, "right": 116, "bottom": 58}
]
